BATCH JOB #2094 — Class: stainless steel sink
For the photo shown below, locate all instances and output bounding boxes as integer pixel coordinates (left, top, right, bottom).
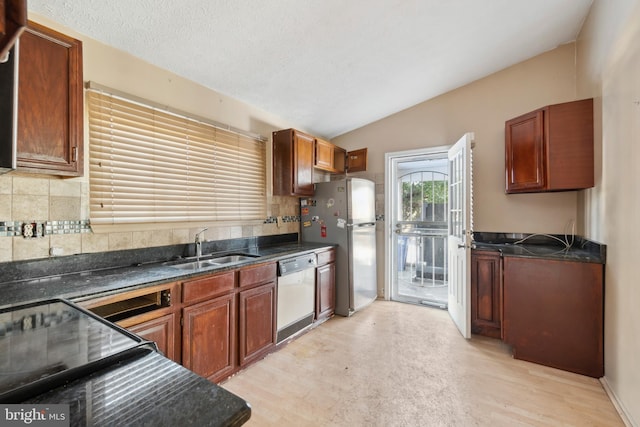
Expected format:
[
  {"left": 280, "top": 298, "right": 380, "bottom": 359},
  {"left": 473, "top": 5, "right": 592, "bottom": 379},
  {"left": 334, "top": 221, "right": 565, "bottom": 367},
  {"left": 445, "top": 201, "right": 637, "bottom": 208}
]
[
  {"left": 208, "top": 255, "right": 256, "bottom": 264},
  {"left": 167, "top": 260, "right": 219, "bottom": 271},
  {"left": 164, "top": 253, "right": 259, "bottom": 270}
]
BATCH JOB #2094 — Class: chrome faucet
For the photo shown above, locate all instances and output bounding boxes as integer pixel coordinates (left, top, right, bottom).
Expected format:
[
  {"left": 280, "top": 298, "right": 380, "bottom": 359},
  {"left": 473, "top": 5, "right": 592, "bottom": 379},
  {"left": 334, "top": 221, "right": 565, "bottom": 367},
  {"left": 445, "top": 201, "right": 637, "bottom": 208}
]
[{"left": 195, "top": 228, "right": 208, "bottom": 262}]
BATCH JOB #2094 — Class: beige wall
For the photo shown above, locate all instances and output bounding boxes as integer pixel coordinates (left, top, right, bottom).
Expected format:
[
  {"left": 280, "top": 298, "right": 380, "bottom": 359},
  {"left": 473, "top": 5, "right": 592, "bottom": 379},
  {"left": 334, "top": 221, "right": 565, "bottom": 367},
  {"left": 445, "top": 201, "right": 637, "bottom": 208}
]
[
  {"left": 334, "top": 43, "right": 581, "bottom": 235},
  {"left": 577, "top": 0, "right": 640, "bottom": 425},
  {"left": 0, "top": 13, "right": 301, "bottom": 263},
  {"left": 334, "top": 44, "right": 584, "bottom": 299}
]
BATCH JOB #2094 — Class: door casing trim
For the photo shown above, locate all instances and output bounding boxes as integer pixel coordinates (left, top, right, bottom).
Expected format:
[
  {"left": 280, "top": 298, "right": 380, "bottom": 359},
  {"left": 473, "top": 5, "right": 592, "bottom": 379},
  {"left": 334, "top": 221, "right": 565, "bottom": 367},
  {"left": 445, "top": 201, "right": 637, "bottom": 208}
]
[{"left": 383, "top": 145, "right": 451, "bottom": 300}]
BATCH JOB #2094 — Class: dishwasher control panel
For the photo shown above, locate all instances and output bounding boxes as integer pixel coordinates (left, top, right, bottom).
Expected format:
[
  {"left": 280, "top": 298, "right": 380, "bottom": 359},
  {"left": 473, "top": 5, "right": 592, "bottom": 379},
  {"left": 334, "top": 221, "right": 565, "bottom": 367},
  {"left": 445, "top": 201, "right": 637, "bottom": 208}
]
[{"left": 277, "top": 253, "right": 317, "bottom": 276}]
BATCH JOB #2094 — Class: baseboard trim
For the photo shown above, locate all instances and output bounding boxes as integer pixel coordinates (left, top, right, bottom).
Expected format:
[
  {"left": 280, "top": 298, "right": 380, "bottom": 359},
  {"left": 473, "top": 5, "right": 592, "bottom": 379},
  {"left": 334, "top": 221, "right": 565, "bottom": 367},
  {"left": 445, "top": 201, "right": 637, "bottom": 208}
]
[{"left": 600, "top": 376, "right": 637, "bottom": 427}]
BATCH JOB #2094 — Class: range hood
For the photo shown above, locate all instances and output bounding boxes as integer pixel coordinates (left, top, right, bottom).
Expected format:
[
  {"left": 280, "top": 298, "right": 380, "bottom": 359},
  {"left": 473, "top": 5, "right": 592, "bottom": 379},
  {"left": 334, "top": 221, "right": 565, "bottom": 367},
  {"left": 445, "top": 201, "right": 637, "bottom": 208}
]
[{"left": 0, "top": 44, "right": 18, "bottom": 174}]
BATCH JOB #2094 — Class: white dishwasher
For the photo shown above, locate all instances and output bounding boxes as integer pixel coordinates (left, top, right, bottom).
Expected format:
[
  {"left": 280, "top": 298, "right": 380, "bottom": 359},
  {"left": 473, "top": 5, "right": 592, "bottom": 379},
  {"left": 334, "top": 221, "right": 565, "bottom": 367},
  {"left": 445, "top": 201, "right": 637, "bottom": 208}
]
[{"left": 276, "top": 253, "right": 317, "bottom": 344}]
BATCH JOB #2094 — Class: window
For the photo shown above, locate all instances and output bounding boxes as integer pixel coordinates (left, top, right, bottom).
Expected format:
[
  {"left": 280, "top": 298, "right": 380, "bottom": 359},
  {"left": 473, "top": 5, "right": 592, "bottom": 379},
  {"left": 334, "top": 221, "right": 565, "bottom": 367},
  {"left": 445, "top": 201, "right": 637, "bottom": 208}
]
[{"left": 86, "top": 86, "right": 266, "bottom": 225}]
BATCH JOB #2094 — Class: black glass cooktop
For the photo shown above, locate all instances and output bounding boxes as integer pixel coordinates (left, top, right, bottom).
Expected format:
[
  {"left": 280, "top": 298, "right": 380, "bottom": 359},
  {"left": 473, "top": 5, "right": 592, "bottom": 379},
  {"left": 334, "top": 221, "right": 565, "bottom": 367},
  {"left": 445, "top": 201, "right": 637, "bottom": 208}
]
[{"left": 0, "top": 299, "right": 156, "bottom": 403}]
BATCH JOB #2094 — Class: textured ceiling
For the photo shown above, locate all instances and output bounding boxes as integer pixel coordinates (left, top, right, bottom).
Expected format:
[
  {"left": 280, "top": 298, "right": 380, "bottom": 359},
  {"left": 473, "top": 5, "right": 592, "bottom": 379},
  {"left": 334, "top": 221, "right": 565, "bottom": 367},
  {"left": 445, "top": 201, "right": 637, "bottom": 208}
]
[{"left": 28, "top": 0, "right": 593, "bottom": 139}]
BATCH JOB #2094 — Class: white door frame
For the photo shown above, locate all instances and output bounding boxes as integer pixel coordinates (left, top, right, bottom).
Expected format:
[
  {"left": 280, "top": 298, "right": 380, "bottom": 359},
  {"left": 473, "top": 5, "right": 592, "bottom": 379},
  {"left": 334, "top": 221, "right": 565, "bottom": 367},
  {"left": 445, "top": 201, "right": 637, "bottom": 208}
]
[{"left": 384, "top": 145, "right": 452, "bottom": 301}]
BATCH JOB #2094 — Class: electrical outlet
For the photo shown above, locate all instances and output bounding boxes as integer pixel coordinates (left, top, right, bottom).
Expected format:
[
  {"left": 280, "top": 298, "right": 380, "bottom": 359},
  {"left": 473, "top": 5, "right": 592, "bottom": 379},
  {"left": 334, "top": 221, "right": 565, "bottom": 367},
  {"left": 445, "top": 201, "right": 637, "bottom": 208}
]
[
  {"left": 22, "top": 315, "right": 33, "bottom": 331},
  {"left": 22, "top": 223, "right": 34, "bottom": 238},
  {"left": 50, "top": 247, "right": 64, "bottom": 257},
  {"left": 277, "top": 216, "right": 283, "bottom": 228}
]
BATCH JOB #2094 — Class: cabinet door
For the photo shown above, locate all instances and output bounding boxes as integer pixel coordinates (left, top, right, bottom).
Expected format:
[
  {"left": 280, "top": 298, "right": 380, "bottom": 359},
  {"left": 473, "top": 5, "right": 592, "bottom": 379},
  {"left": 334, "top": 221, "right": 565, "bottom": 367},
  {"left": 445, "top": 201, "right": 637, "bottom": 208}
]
[
  {"left": 315, "top": 138, "right": 334, "bottom": 171},
  {"left": 316, "top": 262, "right": 335, "bottom": 321},
  {"left": 292, "top": 131, "right": 314, "bottom": 196},
  {"left": 470, "top": 251, "right": 501, "bottom": 338},
  {"left": 505, "top": 99, "right": 594, "bottom": 193},
  {"left": 17, "top": 21, "right": 83, "bottom": 176},
  {"left": 346, "top": 148, "right": 368, "bottom": 173},
  {"left": 182, "top": 293, "right": 237, "bottom": 383},
  {"left": 273, "top": 128, "right": 314, "bottom": 196},
  {"left": 238, "top": 281, "right": 276, "bottom": 367},
  {"left": 126, "top": 313, "right": 177, "bottom": 363},
  {"left": 545, "top": 99, "right": 594, "bottom": 190},
  {"left": 505, "top": 110, "right": 545, "bottom": 193},
  {"left": 503, "top": 257, "right": 603, "bottom": 377}
]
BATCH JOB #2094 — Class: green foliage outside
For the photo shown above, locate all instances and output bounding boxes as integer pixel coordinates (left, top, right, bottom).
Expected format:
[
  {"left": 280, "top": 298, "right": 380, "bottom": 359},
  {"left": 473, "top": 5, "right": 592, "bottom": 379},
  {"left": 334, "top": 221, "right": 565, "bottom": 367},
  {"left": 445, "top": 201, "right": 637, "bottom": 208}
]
[{"left": 401, "top": 179, "right": 448, "bottom": 221}]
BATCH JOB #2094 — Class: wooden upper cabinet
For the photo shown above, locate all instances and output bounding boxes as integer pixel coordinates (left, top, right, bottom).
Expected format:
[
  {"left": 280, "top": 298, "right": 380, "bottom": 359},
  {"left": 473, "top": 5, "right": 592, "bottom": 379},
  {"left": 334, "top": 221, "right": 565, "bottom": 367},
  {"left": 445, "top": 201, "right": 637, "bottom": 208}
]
[
  {"left": 315, "top": 138, "right": 346, "bottom": 173},
  {"left": 346, "top": 148, "right": 367, "bottom": 173},
  {"left": 315, "top": 138, "right": 367, "bottom": 174},
  {"left": 505, "top": 98, "right": 593, "bottom": 193},
  {"left": 273, "top": 128, "right": 315, "bottom": 196},
  {"left": 315, "top": 138, "right": 334, "bottom": 171},
  {"left": 0, "top": 0, "right": 27, "bottom": 61},
  {"left": 17, "top": 21, "right": 84, "bottom": 176},
  {"left": 274, "top": 128, "right": 369, "bottom": 194}
]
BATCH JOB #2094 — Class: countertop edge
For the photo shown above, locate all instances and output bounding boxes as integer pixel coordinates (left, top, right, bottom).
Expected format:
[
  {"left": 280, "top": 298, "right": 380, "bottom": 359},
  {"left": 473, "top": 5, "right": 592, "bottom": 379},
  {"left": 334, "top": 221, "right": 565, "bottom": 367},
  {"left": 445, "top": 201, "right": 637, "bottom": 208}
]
[{"left": 0, "top": 242, "right": 335, "bottom": 310}]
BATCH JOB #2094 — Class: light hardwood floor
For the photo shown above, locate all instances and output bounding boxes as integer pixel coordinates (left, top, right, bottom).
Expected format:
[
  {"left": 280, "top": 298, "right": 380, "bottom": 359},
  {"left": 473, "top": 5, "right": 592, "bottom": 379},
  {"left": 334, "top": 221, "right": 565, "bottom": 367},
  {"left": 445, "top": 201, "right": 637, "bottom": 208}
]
[{"left": 222, "top": 301, "right": 623, "bottom": 427}]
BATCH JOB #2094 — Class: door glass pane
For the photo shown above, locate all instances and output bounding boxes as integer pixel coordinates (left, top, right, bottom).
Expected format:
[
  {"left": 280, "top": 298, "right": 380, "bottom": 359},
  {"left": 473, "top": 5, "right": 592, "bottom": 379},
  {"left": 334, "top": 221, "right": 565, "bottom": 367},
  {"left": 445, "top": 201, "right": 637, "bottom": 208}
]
[{"left": 392, "top": 156, "right": 449, "bottom": 308}]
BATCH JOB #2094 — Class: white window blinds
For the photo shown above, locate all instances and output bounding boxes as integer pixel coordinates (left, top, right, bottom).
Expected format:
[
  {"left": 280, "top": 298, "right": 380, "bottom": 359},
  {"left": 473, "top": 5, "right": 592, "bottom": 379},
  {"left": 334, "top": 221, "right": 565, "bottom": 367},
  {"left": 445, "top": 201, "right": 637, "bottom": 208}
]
[{"left": 87, "top": 89, "right": 266, "bottom": 225}]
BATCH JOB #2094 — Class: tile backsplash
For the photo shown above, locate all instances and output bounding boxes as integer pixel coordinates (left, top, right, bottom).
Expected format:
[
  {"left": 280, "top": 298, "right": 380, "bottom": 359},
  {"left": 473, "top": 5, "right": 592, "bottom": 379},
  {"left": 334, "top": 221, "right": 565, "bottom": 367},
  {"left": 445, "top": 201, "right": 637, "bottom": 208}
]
[
  {"left": 0, "top": 174, "right": 301, "bottom": 263},
  {"left": 0, "top": 220, "right": 92, "bottom": 237}
]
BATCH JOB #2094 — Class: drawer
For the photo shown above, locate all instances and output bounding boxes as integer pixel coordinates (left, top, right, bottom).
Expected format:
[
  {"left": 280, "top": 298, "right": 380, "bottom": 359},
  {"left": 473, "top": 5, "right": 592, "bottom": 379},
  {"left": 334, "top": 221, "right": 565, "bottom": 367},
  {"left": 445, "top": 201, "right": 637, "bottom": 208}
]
[
  {"left": 239, "top": 262, "right": 277, "bottom": 288},
  {"left": 316, "top": 249, "right": 335, "bottom": 266},
  {"left": 182, "top": 271, "right": 236, "bottom": 304}
]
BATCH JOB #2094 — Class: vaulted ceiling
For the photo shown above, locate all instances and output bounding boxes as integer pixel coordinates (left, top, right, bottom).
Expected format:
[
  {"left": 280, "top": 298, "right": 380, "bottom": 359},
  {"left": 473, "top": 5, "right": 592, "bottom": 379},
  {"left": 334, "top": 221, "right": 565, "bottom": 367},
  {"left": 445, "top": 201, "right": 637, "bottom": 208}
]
[{"left": 28, "top": 0, "right": 593, "bottom": 138}]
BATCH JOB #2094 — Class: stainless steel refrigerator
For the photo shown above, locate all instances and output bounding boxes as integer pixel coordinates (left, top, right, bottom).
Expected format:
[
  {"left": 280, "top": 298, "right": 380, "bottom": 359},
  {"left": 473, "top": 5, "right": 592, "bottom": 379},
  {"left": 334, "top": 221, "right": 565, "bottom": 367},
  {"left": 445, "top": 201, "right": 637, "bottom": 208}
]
[{"left": 301, "top": 178, "right": 377, "bottom": 316}]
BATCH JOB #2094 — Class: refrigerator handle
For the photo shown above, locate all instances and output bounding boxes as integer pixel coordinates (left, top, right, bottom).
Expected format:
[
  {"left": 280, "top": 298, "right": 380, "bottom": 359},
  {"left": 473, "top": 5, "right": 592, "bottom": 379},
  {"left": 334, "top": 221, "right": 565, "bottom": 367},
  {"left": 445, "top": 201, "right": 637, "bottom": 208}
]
[{"left": 347, "top": 222, "right": 376, "bottom": 228}]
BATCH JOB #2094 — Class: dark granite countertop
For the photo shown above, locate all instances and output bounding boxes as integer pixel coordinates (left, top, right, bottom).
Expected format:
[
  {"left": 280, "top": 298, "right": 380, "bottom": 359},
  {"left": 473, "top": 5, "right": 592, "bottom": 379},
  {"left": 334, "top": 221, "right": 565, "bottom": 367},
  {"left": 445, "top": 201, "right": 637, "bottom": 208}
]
[
  {"left": 25, "top": 350, "right": 251, "bottom": 427},
  {"left": 472, "top": 232, "right": 606, "bottom": 264},
  {"left": 0, "top": 235, "right": 332, "bottom": 310},
  {"left": 0, "top": 234, "right": 332, "bottom": 427}
]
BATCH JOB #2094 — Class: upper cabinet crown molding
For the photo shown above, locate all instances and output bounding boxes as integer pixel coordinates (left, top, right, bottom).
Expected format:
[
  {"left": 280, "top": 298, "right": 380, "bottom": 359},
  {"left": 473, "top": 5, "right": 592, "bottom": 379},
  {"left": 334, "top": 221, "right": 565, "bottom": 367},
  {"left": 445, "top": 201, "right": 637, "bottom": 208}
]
[
  {"left": 16, "top": 20, "right": 84, "bottom": 176},
  {"left": 0, "top": 0, "right": 27, "bottom": 62},
  {"left": 505, "top": 98, "right": 594, "bottom": 194}
]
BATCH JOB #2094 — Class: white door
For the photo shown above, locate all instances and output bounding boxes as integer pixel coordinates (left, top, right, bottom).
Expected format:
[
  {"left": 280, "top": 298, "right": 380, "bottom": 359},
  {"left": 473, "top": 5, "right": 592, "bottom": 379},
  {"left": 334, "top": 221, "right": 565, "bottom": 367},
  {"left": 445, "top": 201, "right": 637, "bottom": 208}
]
[{"left": 447, "top": 133, "right": 474, "bottom": 338}]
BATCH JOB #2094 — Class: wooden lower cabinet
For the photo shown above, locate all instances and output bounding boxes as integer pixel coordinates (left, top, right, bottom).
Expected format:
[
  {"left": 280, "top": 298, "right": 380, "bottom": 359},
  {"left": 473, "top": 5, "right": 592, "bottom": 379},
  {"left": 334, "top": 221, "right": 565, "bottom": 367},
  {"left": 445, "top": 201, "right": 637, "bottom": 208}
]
[
  {"left": 238, "top": 281, "right": 277, "bottom": 367},
  {"left": 470, "top": 250, "right": 502, "bottom": 338},
  {"left": 177, "top": 262, "right": 278, "bottom": 383},
  {"left": 503, "top": 256, "right": 604, "bottom": 378},
  {"left": 126, "top": 313, "right": 177, "bottom": 362},
  {"left": 182, "top": 293, "right": 237, "bottom": 383},
  {"left": 315, "top": 248, "right": 336, "bottom": 321}
]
